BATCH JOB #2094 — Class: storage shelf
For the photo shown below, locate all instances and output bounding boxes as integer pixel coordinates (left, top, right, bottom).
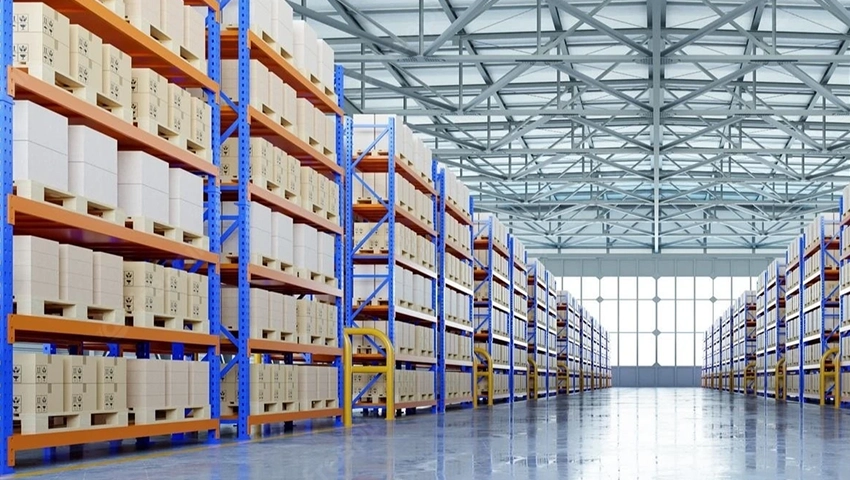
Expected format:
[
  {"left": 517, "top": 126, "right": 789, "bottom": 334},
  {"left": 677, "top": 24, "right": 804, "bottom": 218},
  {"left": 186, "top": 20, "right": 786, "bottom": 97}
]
[
  {"left": 220, "top": 337, "right": 341, "bottom": 357},
  {"left": 222, "top": 408, "right": 343, "bottom": 427},
  {"left": 354, "top": 353, "right": 437, "bottom": 365},
  {"left": 474, "top": 268, "right": 509, "bottom": 287},
  {"left": 445, "top": 279, "right": 473, "bottom": 297},
  {"left": 185, "top": 0, "right": 219, "bottom": 8},
  {"left": 220, "top": 30, "right": 342, "bottom": 115},
  {"left": 353, "top": 305, "right": 437, "bottom": 325},
  {"left": 10, "top": 195, "right": 217, "bottom": 264},
  {"left": 445, "top": 239, "right": 473, "bottom": 261},
  {"left": 474, "top": 238, "right": 508, "bottom": 258},
  {"left": 445, "top": 200, "right": 472, "bottom": 226},
  {"left": 356, "top": 400, "right": 436, "bottom": 410},
  {"left": 221, "top": 105, "right": 341, "bottom": 176},
  {"left": 8, "top": 315, "right": 218, "bottom": 352},
  {"left": 475, "top": 332, "right": 510, "bottom": 344},
  {"left": 446, "top": 359, "right": 473, "bottom": 368},
  {"left": 222, "top": 183, "right": 342, "bottom": 235},
  {"left": 804, "top": 239, "right": 840, "bottom": 259},
  {"left": 220, "top": 263, "right": 341, "bottom": 297},
  {"left": 474, "top": 301, "right": 510, "bottom": 314},
  {"left": 14, "top": 0, "right": 215, "bottom": 89},
  {"left": 353, "top": 254, "right": 437, "bottom": 280},
  {"left": 445, "top": 320, "right": 473, "bottom": 333},
  {"left": 10, "top": 70, "right": 217, "bottom": 175},
  {"left": 8, "top": 418, "right": 218, "bottom": 463},
  {"left": 352, "top": 204, "right": 437, "bottom": 238},
  {"left": 354, "top": 155, "right": 437, "bottom": 197}
]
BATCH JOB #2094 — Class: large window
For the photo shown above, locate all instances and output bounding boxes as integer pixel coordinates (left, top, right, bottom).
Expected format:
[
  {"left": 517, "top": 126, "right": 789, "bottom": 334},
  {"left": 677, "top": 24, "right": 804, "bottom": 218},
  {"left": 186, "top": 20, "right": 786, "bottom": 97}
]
[{"left": 564, "top": 275, "right": 758, "bottom": 367}]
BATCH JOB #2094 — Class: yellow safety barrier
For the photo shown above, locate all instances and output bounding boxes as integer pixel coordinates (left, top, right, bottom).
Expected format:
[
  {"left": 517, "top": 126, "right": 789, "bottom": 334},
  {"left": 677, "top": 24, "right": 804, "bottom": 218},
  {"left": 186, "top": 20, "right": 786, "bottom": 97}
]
[
  {"left": 775, "top": 358, "right": 786, "bottom": 401},
  {"left": 343, "top": 327, "right": 395, "bottom": 427},
  {"left": 819, "top": 346, "right": 839, "bottom": 407},
  {"left": 473, "top": 348, "right": 493, "bottom": 407},
  {"left": 728, "top": 370, "right": 734, "bottom": 392},
  {"left": 744, "top": 362, "right": 756, "bottom": 396},
  {"left": 579, "top": 368, "right": 584, "bottom": 392},
  {"left": 527, "top": 356, "right": 538, "bottom": 398},
  {"left": 556, "top": 364, "right": 568, "bottom": 393}
]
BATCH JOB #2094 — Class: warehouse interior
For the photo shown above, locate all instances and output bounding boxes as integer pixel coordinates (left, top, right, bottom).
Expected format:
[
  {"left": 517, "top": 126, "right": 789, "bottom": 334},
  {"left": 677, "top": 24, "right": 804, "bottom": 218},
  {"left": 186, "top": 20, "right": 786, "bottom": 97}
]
[{"left": 2, "top": 0, "right": 850, "bottom": 478}]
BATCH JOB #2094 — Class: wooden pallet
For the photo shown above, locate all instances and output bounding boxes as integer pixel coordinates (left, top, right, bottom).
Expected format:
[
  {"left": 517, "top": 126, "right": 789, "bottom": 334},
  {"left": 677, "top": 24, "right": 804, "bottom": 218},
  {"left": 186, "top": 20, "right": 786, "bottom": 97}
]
[
  {"left": 222, "top": 253, "right": 280, "bottom": 270},
  {"left": 125, "top": 216, "right": 181, "bottom": 241},
  {"left": 124, "top": 310, "right": 182, "bottom": 330},
  {"left": 14, "top": 180, "right": 124, "bottom": 224},
  {"left": 96, "top": 90, "right": 132, "bottom": 124},
  {"left": 14, "top": 297, "right": 123, "bottom": 323},
  {"left": 178, "top": 44, "right": 205, "bottom": 70},
  {"left": 15, "top": 410, "right": 128, "bottom": 434},
  {"left": 129, "top": 404, "right": 210, "bottom": 425}
]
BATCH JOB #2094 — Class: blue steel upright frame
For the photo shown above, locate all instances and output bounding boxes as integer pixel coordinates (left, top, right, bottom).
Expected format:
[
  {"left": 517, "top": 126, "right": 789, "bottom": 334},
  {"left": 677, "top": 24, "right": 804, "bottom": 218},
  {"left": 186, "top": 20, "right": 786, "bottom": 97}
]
[
  {"left": 840, "top": 200, "right": 850, "bottom": 408},
  {"left": 556, "top": 291, "right": 571, "bottom": 394},
  {"left": 526, "top": 260, "right": 545, "bottom": 397},
  {"left": 508, "top": 235, "right": 528, "bottom": 402},
  {"left": 345, "top": 116, "right": 439, "bottom": 412},
  {"left": 219, "top": 0, "right": 346, "bottom": 438},
  {"left": 544, "top": 271, "right": 557, "bottom": 395},
  {"left": 755, "top": 271, "right": 768, "bottom": 396},
  {"left": 0, "top": 0, "right": 14, "bottom": 470}
]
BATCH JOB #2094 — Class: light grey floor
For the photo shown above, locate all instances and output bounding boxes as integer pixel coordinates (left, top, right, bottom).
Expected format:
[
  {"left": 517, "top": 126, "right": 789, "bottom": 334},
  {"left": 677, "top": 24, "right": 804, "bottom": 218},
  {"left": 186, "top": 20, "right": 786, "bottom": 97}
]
[{"left": 11, "top": 388, "right": 850, "bottom": 479}]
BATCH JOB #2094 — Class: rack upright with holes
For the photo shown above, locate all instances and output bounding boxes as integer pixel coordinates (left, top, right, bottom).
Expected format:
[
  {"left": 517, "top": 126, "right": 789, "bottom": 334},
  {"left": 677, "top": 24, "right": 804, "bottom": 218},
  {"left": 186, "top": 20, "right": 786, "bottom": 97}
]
[
  {"left": 526, "top": 259, "right": 548, "bottom": 397},
  {"left": 785, "top": 234, "right": 805, "bottom": 401},
  {"left": 345, "top": 116, "right": 439, "bottom": 414},
  {"left": 508, "top": 235, "right": 528, "bottom": 401},
  {"left": 765, "top": 258, "right": 787, "bottom": 399},
  {"left": 556, "top": 291, "right": 572, "bottom": 394},
  {"left": 435, "top": 166, "right": 474, "bottom": 411},
  {"left": 838, "top": 190, "right": 850, "bottom": 407},
  {"left": 0, "top": 0, "right": 222, "bottom": 471},
  {"left": 218, "top": 1, "right": 347, "bottom": 438},
  {"left": 755, "top": 270, "right": 768, "bottom": 396}
]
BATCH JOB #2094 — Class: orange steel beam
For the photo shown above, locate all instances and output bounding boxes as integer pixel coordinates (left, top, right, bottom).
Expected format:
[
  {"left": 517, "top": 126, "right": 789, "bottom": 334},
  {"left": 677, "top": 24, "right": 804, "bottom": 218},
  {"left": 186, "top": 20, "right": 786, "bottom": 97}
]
[
  {"left": 220, "top": 30, "right": 342, "bottom": 116},
  {"left": 351, "top": 203, "right": 437, "bottom": 238},
  {"left": 13, "top": 0, "right": 215, "bottom": 89},
  {"left": 9, "top": 70, "right": 217, "bottom": 175},
  {"left": 219, "top": 408, "right": 343, "bottom": 427},
  {"left": 352, "top": 305, "right": 437, "bottom": 325},
  {"left": 354, "top": 155, "right": 437, "bottom": 197},
  {"left": 9, "top": 196, "right": 218, "bottom": 263},
  {"left": 221, "top": 183, "right": 343, "bottom": 235},
  {"left": 8, "top": 419, "right": 218, "bottom": 466},
  {"left": 219, "top": 263, "right": 342, "bottom": 297}
]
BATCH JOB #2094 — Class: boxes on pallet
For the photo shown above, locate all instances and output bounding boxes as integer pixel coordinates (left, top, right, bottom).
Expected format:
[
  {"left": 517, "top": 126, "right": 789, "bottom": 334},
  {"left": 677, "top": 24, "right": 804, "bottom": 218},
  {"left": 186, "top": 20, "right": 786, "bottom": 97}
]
[
  {"left": 269, "top": 292, "right": 296, "bottom": 341},
  {"left": 68, "top": 125, "right": 118, "bottom": 206},
  {"left": 296, "top": 99, "right": 314, "bottom": 144},
  {"left": 188, "top": 361, "right": 209, "bottom": 406},
  {"left": 222, "top": 60, "right": 269, "bottom": 112},
  {"left": 101, "top": 44, "right": 132, "bottom": 122},
  {"left": 63, "top": 356, "right": 98, "bottom": 412},
  {"left": 118, "top": 151, "right": 170, "bottom": 225},
  {"left": 221, "top": 137, "right": 272, "bottom": 184},
  {"left": 166, "top": 83, "right": 191, "bottom": 138},
  {"left": 166, "top": 361, "right": 189, "bottom": 406},
  {"left": 123, "top": 261, "right": 165, "bottom": 316},
  {"left": 293, "top": 21, "right": 318, "bottom": 81},
  {"left": 187, "top": 273, "right": 209, "bottom": 321},
  {"left": 13, "top": 100, "right": 69, "bottom": 191},
  {"left": 271, "top": 213, "right": 294, "bottom": 267},
  {"left": 318, "top": 40, "right": 334, "bottom": 92},
  {"left": 271, "top": 0, "right": 294, "bottom": 58},
  {"left": 127, "top": 359, "right": 167, "bottom": 410},
  {"left": 14, "top": 235, "right": 60, "bottom": 301},
  {"left": 222, "top": 201, "right": 272, "bottom": 260},
  {"left": 268, "top": 72, "right": 284, "bottom": 120},
  {"left": 12, "top": 3, "right": 71, "bottom": 83},
  {"left": 13, "top": 352, "right": 64, "bottom": 416},
  {"left": 222, "top": 287, "right": 270, "bottom": 338},
  {"left": 296, "top": 299, "right": 315, "bottom": 344},
  {"left": 125, "top": 0, "right": 162, "bottom": 38},
  {"left": 69, "top": 25, "right": 103, "bottom": 104},
  {"left": 183, "top": 6, "right": 206, "bottom": 65},
  {"left": 169, "top": 168, "right": 204, "bottom": 234},
  {"left": 96, "top": 357, "right": 127, "bottom": 411},
  {"left": 280, "top": 84, "right": 297, "bottom": 132},
  {"left": 93, "top": 252, "right": 123, "bottom": 308},
  {"left": 131, "top": 69, "right": 167, "bottom": 134},
  {"left": 250, "top": 363, "right": 271, "bottom": 403},
  {"left": 318, "top": 232, "right": 334, "bottom": 279},
  {"left": 222, "top": 0, "right": 273, "bottom": 41},
  {"left": 159, "top": 0, "right": 184, "bottom": 52},
  {"left": 189, "top": 96, "right": 212, "bottom": 159},
  {"left": 59, "top": 244, "right": 94, "bottom": 305},
  {"left": 293, "top": 224, "right": 318, "bottom": 273},
  {"left": 299, "top": 166, "right": 316, "bottom": 208},
  {"left": 163, "top": 268, "right": 188, "bottom": 318}
]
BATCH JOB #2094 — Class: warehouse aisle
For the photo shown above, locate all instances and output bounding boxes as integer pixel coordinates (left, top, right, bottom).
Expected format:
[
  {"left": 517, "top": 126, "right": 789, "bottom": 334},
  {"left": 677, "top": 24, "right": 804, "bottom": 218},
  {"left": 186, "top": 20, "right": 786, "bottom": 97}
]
[{"left": 14, "top": 389, "right": 850, "bottom": 479}]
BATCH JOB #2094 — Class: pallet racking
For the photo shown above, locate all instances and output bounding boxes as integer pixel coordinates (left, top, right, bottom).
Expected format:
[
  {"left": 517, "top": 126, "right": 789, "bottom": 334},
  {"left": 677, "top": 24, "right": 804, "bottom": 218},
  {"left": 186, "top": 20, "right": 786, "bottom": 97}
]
[
  {"left": 765, "top": 259, "right": 787, "bottom": 398},
  {"left": 508, "top": 235, "right": 528, "bottom": 402},
  {"left": 839, "top": 192, "right": 850, "bottom": 407},
  {"left": 472, "top": 215, "right": 512, "bottom": 402},
  {"left": 345, "top": 116, "right": 439, "bottom": 414},
  {"left": 526, "top": 259, "right": 556, "bottom": 397},
  {"left": 731, "top": 291, "right": 756, "bottom": 395},
  {"left": 219, "top": 1, "right": 346, "bottom": 439},
  {"left": 556, "top": 291, "right": 571, "bottom": 394},
  {"left": 435, "top": 167, "right": 474, "bottom": 411},
  {"left": 0, "top": 0, "right": 222, "bottom": 471}
]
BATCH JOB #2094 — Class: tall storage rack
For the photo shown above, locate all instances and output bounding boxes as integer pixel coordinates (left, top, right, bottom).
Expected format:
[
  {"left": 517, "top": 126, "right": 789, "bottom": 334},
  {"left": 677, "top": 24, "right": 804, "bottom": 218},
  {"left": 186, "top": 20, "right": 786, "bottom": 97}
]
[
  {"left": 473, "top": 215, "right": 512, "bottom": 402},
  {"left": 509, "top": 235, "right": 528, "bottom": 402},
  {"left": 732, "top": 292, "right": 756, "bottom": 395},
  {"left": 556, "top": 291, "right": 571, "bottom": 394},
  {"left": 0, "top": 0, "right": 222, "bottom": 471},
  {"left": 755, "top": 273, "right": 768, "bottom": 395},
  {"left": 526, "top": 259, "right": 555, "bottom": 397},
  {"left": 765, "top": 259, "right": 787, "bottom": 398},
  {"left": 785, "top": 234, "right": 805, "bottom": 401},
  {"left": 569, "top": 297, "right": 582, "bottom": 393},
  {"left": 839, "top": 194, "right": 850, "bottom": 407},
  {"left": 602, "top": 330, "right": 611, "bottom": 387},
  {"left": 346, "top": 116, "right": 440, "bottom": 414},
  {"left": 219, "top": 5, "right": 346, "bottom": 439},
  {"left": 799, "top": 214, "right": 840, "bottom": 404},
  {"left": 435, "top": 167, "right": 474, "bottom": 411}
]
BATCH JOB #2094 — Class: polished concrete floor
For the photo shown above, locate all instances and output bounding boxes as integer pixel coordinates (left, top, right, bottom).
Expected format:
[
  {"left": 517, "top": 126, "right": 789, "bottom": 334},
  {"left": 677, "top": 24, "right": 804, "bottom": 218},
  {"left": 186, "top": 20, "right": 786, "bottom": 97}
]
[{"left": 11, "top": 388, "right": 850, "bottom": 479}]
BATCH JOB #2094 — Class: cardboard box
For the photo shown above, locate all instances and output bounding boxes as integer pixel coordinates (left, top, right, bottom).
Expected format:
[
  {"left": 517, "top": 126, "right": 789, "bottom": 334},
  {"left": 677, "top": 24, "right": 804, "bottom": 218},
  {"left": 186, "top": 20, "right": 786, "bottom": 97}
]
[{"left": 14, "top": 236, "right": 60, "bottom": 300}]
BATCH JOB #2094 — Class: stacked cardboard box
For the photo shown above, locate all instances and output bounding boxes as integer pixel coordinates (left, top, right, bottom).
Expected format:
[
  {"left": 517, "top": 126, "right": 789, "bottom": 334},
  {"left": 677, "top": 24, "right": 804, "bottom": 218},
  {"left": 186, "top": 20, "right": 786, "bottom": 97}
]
[
  {"left": 169, "top": 168, "right": 204, "bottom": 234},
  {"left": 12, "top": 4, "right": 72, "bottom": 86},
  {"left": 68, "top": 126, "right": 119, "bottom": 207},
  {"left": 352, "top": 265, "right": 435, "bottom": 311},
  {"left": 69, "top": 24, "right": 103, "bottom": 103},
  {"left": 14, "top": 100, "right": 69, "bottom": 191},
  {"left": 445, "top": 372, "right": 472, "bottom": 401}
]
